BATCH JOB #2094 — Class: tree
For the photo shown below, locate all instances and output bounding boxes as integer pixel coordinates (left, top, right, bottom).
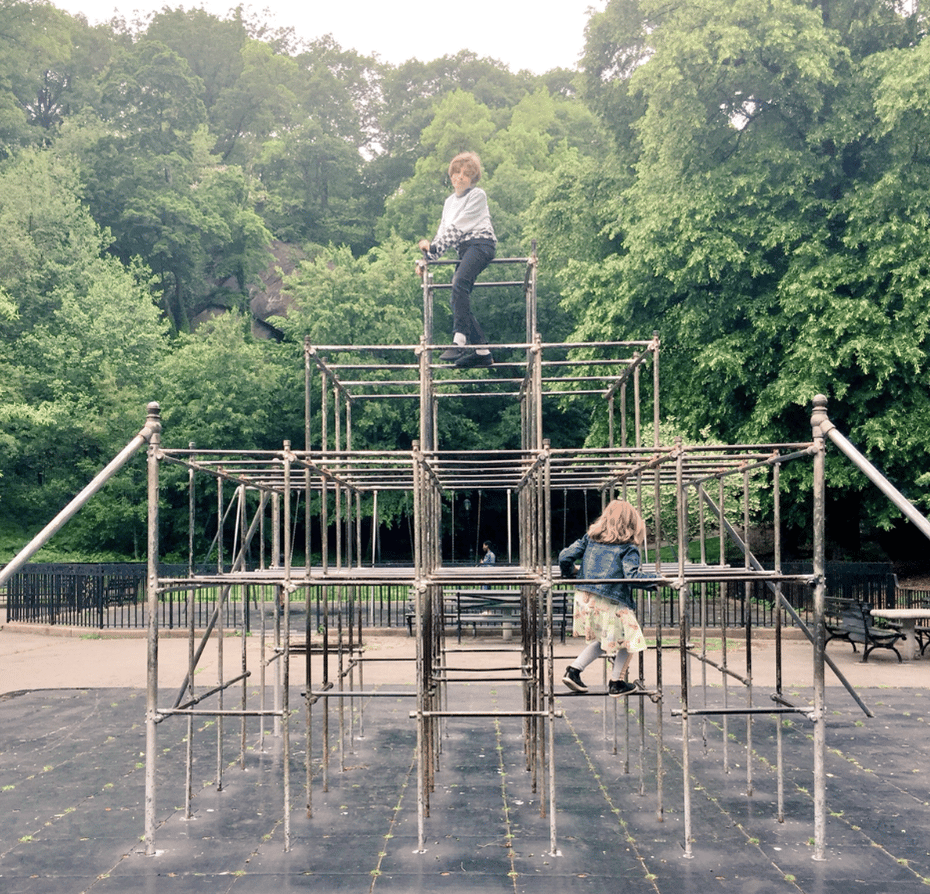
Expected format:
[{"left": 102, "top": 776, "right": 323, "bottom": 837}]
[
  {"left": 562, "top": 0, "right": 930, "bottom": 557},
  {"left": 377, "top": 51, "right": 538, "bottom": 157},
  {"left": 144, "top": 6, "right": 248, "bottom": 111},
  {"left": 210, "top": 38, "right": 302, "bottom": 165},
  {"left": 153, "top": 311, "right": 300, "bottom": 559},
  {"left": 0, "top": 147, "right": 167, "bottom": 551},
  {"left": 277, "top": 236, "right": 423, "bottom": 351},
  {"left": 0, "top": 0, "right": 118, "bottom": 152},
  {"left": 66, "top": 39, "right": 272, "bottom": 332}
]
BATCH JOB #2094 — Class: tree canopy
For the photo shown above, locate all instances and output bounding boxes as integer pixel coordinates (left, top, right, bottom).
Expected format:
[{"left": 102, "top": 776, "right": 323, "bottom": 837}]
[
  {"left": 0, "top": 0, "right": 929, "bottom": 564},
  {"left": 543, "top": 0, "right": 930, "bottom": 555}
]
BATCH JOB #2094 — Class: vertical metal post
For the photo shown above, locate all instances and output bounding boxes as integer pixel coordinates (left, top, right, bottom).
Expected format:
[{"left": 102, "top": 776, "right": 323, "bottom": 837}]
[
  {"left": 143, "top": 403, "right": 163, "bottom": 857},
  {"left": 321, "top": 376, "right": 329, "bottom": 573},
  {"left": 282, "top": 441, "right": 293, "bottom": 852},
  {"left": 810, "top": 397, "right": 828, "bottom": 861},
  {"left": 216, "top": 478, "right": 225, "bottom": 793},
  {"left": 542, "top": 440, "right": 558, "bottom": 856},
  {"left": 419, "top": 337, "right": 430, "bottom": 450},
  {"left": 271, "top": 493, "right": 280, "bottom": 569},
  {"left": 305, "top": 340, "right": 313, "bottom": 571},
  {"left": 774, "top": 461, "right": 785, "bottom": 823},
  {"left": 743, "top": 468, "right": 753, "bottom": 798},
  {"left": 371, "top": 490, "right": 379, "bottom": 567},
  {"left": 334, "top": 387, "right": 342, "bottom": 570},
  {"left": 677, "top": 443, "right": 690, "bottom": 855},
  {"left": 507, "top": 488, "right": 513, "bottom": 564},
  {"left": 185, "top": 441, "right": 195, "bottom": 820},
  {"left": 651, "top": 331, "right": 660, "bottom": 444},
  {"left": 719, "top": 477, "right": 729, "bottom": 773},
  {"left": 304, "top": 345, "right": 314, "bottom": 822},
  {"left": 422, "top": 260, "right": 434, "bottom": 347}
]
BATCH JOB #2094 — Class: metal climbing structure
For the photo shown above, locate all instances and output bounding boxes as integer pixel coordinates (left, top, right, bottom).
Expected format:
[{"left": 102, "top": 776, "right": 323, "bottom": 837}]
[
  {"left": 130, "top": 245, "right": 841, "bottom": 861},
  {"left": 0, "top": 246, "right": 915, "bottom": 862}
]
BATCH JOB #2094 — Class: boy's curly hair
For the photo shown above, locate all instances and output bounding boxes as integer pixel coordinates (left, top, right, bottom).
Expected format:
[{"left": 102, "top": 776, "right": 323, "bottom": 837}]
[{"left": 448, "top": 151, "right": 482, "bottom": 185}]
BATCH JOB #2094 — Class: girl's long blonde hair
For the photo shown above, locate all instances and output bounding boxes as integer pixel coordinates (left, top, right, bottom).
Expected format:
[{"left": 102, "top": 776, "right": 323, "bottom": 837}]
[{"left": 588, "top": 499, "right": 646, "bottom": 545}]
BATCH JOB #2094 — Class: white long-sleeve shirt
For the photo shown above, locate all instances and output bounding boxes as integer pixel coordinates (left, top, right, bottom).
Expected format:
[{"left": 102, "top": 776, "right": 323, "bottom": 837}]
[{"left": 425, "top": 187, "right": 497, "bottom": 259}]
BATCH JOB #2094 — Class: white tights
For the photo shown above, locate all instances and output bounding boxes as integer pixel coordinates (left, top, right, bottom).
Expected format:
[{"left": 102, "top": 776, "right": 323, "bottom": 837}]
[{"left": 571, "top": 641, "right": 632, "bottom": 681}]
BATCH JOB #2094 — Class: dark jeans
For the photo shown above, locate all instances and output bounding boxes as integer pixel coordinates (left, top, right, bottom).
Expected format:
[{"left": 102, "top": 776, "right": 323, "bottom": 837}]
[{"left": 451, "top": 241, "right": 495, "bottom": 345}]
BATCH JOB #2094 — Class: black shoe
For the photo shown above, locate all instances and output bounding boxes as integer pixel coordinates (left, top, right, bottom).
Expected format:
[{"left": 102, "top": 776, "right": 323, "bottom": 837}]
[
  {"left": 439, "top": 346, "right": 466, "bottom": 362},
  {"left": 608, "top": 680, "right": 637, "bottom": 698},
  {"left": 455, "top": 350, "right": 493, "bottom": 369},
  {"left": 562, "top": 666, "right": 588, "bottom": 693}
]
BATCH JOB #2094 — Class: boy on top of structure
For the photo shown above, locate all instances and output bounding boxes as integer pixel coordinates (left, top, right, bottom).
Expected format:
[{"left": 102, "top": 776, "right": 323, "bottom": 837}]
[{"left": 418, "top": 151, "right": 496, "bottom": 369}]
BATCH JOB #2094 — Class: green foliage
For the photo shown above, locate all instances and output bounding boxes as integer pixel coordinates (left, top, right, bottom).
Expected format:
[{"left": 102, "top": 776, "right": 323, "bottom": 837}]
[
  {"left": 157, "top": 312, "right": 297, "bottom": 451},
  {"left": 0, "top": 147, "right": 167, "bottom": 552},
  {"left": 279, "top": 237, "right": 423, "bottom": 348},
  {"left": 2, "top": 0, "right": 929, "bottom": 565},
  {"left": 564, "top": 0, "right": 930, "bottom": 552},
  {"left": 0, "top": 1, "right": 117, "bottom": 151}
]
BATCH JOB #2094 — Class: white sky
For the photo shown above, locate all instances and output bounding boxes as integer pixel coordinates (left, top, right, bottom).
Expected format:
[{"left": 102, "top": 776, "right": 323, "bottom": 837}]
[{"left": 56, "top": 0, "right": 604, "bottom": 75}]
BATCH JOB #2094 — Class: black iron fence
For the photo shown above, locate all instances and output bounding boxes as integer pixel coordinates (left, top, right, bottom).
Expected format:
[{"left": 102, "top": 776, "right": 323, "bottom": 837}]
[
  {"left": 3, "top": 561, "right": 922, "bottom": 633},
  {"left": 5, "top": 563, "right": 149, "bottom": 629},
  {"left": 1, "top": 563, "right": 420, "bottom": 632}
]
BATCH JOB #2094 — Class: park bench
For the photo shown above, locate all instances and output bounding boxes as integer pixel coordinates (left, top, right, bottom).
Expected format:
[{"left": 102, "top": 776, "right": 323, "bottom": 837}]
[
  {"left": 102, "top": 576, "right": 141, "bottom": 606},
  {"left": 917, "top": 624, "right": 929, "bottom": 656},
  {"left": 406, "top": 588, "right": 571, "bottom": 642},
  {"left": 824, "top": 597, "right": 904, "bottom": 662},
  {"left": 451, "top": 589, "right": 522, "bottom": 641}
]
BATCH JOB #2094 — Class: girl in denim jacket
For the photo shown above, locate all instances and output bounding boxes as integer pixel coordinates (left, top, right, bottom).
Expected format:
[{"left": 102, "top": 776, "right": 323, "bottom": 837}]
[{"left": 559, "top": 499, "right": 656, "bottom": 696}]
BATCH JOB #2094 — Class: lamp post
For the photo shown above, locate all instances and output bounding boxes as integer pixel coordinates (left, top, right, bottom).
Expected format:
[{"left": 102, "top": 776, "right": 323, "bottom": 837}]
[{"left": 463, "top": 497, "right": 472, "bottom": 563}]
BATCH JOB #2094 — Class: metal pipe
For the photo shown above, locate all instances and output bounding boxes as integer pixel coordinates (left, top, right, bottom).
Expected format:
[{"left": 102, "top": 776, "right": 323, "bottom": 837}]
[
  {"left": 143, "top": 403, "right": 163, "bottom": 856},
  {"left": 0, "top": 405, "right": 161, "bottom": 589},
  {"left": 819, "top": 405, "right": 930, "bottom": 542},
  {"left": 810, "top": 398, "right": 828, "bottom": 862},
  {"left": 696, "top": 485, "right": 873, "bottom": 718}
]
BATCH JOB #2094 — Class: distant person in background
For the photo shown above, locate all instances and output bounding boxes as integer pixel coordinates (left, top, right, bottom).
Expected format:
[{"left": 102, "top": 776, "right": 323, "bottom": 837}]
[
  {"left": 417, "top": 151, "right": 496, "bottom": 369},
  {"left": 558, "top": 500, "right": 656, "bottom": 697},
  {"left": 479, "top": 540, "right": 495, "bottom": 589}
]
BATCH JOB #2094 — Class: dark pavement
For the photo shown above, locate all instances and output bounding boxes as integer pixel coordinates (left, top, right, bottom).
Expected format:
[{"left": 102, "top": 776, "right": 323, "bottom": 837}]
[{"left": 1, "top": 665, "right": 929, "bottom": 893}]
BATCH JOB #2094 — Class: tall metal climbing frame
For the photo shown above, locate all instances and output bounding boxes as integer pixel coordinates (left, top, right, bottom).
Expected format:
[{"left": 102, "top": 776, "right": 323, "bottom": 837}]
[{"left": 122, "top": 244, "right": 930, "bottom": 864}]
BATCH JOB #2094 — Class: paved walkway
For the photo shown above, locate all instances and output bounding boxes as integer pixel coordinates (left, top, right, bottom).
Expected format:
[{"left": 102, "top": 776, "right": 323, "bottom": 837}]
[
  {"left": 2, "top": 622, "right": 925, "bottom": 691},
  {"left": 1, "top": 624, "right": 928, "bottom": 893}
]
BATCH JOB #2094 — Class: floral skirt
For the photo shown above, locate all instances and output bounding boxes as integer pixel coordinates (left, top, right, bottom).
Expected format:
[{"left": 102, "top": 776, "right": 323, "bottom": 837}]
[{"left": 572, "top": 590, "right": 646, "bottom": 657}]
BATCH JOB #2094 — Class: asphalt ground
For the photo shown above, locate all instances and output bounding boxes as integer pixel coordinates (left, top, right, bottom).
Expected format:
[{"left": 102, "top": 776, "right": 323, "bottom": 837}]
[{"left": 1, "top": 624, "right": 928, "bottom": 893}]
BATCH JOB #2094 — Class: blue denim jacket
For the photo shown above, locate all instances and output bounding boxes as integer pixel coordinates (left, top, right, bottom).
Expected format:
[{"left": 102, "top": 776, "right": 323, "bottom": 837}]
[{"left": 558, "top": 535, "right": 657, "bottom": 610}]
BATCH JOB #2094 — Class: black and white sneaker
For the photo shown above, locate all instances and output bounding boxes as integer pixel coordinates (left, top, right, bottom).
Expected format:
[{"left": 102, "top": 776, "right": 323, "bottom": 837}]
[
  {"left": 562, "top": 666, "right": 588, "bottom": 693},
  {"left": 608, "top": 680, "right": 637, "bottom": 698},
  {"left": 439, "top": 346, "right": 467, "bottom": 362},
  {"left": 455, "top": 350, "right": 493, "bottom": 369}
]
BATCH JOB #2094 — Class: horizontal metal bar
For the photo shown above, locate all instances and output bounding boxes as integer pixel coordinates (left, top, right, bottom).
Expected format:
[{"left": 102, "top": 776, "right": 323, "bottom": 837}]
[
  {"left": 425, "top": 257, "right": 531, "bottom": 266},
  {"left": 430, "top": 280, "right": 527, "bottom": 289},
  {"left": 306, "top": 690, "right": 419, "bottom": 698},
  {"left": 155, "top": 708, "right": 287, "bottom": 721},
  {"left": 671, "top": 706, "right": 814, "bottom": 717},
  {"left": 411, "top": 710, "right": 563, "bottom": 718},
  {"left": 433, "top": 676, "right": 535, "bottom": 683}
]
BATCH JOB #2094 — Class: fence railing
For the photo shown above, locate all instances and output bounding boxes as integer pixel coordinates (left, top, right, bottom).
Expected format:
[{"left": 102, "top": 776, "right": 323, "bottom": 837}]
[{"left": 4, "top": 561, "right": 923, "bottom": 633}]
